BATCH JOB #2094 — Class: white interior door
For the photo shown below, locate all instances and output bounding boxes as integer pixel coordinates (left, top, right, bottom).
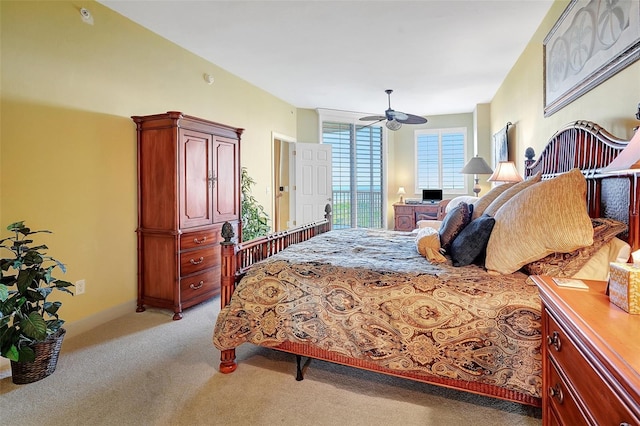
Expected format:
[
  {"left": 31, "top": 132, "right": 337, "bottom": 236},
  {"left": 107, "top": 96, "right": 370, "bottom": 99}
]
[{"left": 292, "top": 143, "right": 332, "bottom": 227}]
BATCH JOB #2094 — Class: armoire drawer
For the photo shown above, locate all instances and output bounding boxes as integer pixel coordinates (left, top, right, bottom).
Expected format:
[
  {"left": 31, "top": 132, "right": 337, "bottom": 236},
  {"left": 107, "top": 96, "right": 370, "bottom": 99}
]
[
  {"left": 180, "top": 268, "right": 220, "bottom": 300},
  {"left": 180, "top": 246, "right": 219, "bottom": 276},
  {"left": 180, "top": 228, "right": 219, "bottom": 251}
]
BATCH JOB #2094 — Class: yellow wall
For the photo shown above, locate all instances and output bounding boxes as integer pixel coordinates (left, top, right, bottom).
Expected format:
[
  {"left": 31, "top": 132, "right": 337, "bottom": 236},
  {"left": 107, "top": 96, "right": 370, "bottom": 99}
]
[
  {"left": 0, "top": 1, "right": 296, "bottom": 327},
  {"left": 491, "top": 0, "right": 640, "bottom": 165}
]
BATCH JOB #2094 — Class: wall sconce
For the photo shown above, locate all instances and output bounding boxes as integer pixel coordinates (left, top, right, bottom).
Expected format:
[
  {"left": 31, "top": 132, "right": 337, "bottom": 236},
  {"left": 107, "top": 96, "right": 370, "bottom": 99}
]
[
  {"left": 488, "top": 161, "right": 523, "bottom": 184},
  {"left": 460, "top": 156, "right": 493, "bottom": 197},
  {"left": 397, "top": 186, "right": 406, "bottom": 203},
  {"left": 203, "top": 73, "right": 215, "bottom": 85}
]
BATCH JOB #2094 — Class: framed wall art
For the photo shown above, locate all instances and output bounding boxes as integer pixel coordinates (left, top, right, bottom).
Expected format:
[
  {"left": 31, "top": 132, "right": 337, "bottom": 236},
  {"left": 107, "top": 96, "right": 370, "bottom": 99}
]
[{"left": 544, "top": 0, "right": 640, "bottom": 117}]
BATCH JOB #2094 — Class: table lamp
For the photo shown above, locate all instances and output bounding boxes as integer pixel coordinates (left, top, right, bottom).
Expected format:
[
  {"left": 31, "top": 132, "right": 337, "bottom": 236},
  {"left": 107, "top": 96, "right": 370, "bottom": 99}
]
[{"left": 460, "top": 156, "right": 493, "bottom": 196}]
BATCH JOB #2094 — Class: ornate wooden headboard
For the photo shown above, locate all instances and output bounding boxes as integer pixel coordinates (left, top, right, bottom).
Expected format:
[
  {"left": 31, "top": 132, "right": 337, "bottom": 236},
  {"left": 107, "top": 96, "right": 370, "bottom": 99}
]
[{"left": 525, "top": 120, "right": 639, "bottom": 251}]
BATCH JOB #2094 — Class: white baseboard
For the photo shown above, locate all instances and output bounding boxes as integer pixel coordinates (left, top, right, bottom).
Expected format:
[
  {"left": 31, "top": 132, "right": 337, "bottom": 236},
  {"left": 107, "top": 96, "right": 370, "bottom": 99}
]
[{"left": 0, "top": 299, "right": 137, "bottom": 372}]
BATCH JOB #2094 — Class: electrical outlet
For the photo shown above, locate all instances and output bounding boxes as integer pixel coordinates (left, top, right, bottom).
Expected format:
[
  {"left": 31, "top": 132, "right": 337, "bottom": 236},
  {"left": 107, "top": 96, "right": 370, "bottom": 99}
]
[{"left": 75, "top": 279, "right": 86, "bottom": 295}]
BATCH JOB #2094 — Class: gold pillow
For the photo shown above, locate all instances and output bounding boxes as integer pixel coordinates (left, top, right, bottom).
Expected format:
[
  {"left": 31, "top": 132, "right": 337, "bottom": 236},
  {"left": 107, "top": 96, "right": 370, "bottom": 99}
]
[
  {"left": 415, "top": 227, "right": 446, "bottom": 263},
  {"left": 485, "top": 168, "right": 594, "bottom": 275},
  {"left": 482, "top": 172, "right": 542, "bottom": 217},
  {"left": 471, "top": 181, "right": 518, "bottom": 219}
]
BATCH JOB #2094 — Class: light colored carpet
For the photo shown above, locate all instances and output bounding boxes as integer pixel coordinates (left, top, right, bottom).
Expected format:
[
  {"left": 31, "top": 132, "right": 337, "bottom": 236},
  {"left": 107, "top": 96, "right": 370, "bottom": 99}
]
[{"left": 0, "top": 298, "right": 542, "bottom": 425}]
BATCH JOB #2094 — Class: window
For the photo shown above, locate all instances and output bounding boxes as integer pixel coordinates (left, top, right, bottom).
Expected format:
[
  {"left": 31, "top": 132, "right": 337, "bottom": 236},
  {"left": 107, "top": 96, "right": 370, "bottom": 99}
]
[
  {"left": 415, "top": 128, "right": 466, "bottom": 194},
  {"left": 321, "top": 119, "right": 385, "bottom": 229}
]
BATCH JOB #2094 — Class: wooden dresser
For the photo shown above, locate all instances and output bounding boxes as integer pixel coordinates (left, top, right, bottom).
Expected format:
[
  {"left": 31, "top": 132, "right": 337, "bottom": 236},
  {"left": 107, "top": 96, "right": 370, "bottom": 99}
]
[
  {"left": 393, "top": 201, "right": 448, "bottom": 231},
  {"left": 133, "top": 112, "right": 242, "bottom": 319},
  {"left": 531, "top": 275, "right": 640, "bottom": 425}
]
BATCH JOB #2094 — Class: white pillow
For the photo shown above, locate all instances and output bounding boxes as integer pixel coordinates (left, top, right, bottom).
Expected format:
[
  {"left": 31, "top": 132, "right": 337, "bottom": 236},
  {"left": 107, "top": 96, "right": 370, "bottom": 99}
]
[
  {"left": 416, "top": 220, "right": 443, "bottom": 231},
  {"left": 572, "top": 237, "right": 631, "bottom": 281},
  {"left": 446, "top": 195, "right": 478, "bottom": 213}
]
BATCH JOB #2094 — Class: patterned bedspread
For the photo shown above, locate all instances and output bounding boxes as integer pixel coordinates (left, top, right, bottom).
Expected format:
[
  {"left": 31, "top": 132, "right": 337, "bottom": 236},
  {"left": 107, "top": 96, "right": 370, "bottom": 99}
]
[{"left": 213, "top": 228, "right": 542, "bottom": 399}]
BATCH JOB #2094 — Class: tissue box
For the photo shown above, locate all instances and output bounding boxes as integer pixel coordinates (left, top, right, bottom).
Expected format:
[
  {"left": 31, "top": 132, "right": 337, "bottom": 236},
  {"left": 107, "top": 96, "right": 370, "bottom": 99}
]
[{"left": 609, "top": 263, "right": 640, "bottom": 314}]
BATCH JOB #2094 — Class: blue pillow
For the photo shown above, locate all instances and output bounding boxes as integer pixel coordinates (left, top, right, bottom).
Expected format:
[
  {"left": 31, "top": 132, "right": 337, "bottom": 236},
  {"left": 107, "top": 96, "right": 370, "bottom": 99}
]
[{"left": 450, "top": 214, "right": 495, "bottom": 267}]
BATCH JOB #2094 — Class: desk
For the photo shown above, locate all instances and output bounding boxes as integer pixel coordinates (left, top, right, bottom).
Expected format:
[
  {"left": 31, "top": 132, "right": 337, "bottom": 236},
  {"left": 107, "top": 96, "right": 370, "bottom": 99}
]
[{"left": 393, "top": 201, "right": 448, "bottom": 231}]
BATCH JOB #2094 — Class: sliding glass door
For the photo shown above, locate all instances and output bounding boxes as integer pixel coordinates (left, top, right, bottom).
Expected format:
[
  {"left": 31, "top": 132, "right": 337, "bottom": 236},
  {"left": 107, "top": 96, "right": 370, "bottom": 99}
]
[{"left": 322, "top": 121, "right": 384, "bottom": 229}]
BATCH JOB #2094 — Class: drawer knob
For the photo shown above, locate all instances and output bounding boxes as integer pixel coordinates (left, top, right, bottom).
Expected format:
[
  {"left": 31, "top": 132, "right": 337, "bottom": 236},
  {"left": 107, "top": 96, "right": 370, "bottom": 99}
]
[
  {"left": 546, "top": 331, "right": 562, "bottom": 351},
  {"left": 190, "top": 256, "right": 204, "bottom": 265},
  {"left": 549, "top": 384, "right": 564, "bottom": 404},
  {"left": 193, "top": 236, "right": 207, "bottom": 244},
  {"left": 190, "top": 280, "right": 204, "bottom": 290}
]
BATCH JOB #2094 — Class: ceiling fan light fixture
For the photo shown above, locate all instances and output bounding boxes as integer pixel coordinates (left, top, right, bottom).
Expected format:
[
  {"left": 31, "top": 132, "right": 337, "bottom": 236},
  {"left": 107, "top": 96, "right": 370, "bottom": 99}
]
[{"left": 386, "top": 119, "right": 402, "bottom": 131}]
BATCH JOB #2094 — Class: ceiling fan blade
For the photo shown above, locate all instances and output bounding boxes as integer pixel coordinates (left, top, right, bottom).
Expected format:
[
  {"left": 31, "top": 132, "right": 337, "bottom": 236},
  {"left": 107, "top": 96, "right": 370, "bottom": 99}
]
[
  {"left": 360, "top": 115, "right": 386, "bottom": 121},
  {"left": 395, "top": 113, "right": 428, "bottom": 125},
  {"left": 358, "top": 118, "right": 385, "bottom": 129}
]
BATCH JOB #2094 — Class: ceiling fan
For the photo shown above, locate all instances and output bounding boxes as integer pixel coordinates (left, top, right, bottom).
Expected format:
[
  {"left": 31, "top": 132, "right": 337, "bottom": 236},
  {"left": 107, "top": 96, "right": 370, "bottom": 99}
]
[{"left": 360, "top": 89, "right": 428, "bottom": 131}]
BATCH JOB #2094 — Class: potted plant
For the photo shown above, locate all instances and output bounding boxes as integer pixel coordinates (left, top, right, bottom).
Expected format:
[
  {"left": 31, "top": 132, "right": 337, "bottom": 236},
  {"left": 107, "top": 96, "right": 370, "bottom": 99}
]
[
  {"left": 0, "top": 221, "right": 74, "bottom": 384},
  {"left": 241, "top": 167, "right": 271, "bottom": 241}
]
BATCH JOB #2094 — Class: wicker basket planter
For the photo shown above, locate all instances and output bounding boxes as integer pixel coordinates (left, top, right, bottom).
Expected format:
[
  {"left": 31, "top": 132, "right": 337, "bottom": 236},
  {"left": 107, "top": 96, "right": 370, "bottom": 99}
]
[{"left": 10, "top": 328, "right": 66, "bottom": 385}]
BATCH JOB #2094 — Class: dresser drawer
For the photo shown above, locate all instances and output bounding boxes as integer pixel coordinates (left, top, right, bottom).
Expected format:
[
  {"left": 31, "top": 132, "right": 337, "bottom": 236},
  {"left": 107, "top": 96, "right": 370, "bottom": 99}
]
[
  {"left": 180, "top": 246, "right": 219, "bottom": 276},
  {"left": 545, "top": 311, "right": 637, "bottom": 425},
  {"left": 546, "top": 360, "right": 585, "bottom": 426},
  {"left": 180, "top": 228, "right": 219, "bottom": 250},
  {"left": 180, "top": 268, "right": 220, "bottom": 300}
]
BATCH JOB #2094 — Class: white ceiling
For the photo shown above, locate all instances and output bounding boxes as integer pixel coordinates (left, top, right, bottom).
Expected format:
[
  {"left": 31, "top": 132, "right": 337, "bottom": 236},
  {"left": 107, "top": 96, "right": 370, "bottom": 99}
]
[{"left": 98, "top": 0, "right": 554, "bottom": 117}]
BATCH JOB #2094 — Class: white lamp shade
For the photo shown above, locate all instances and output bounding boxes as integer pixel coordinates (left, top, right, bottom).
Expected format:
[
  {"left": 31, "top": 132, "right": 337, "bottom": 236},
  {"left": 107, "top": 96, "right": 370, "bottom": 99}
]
[
  {"left": 602, "top": 129, "right": 640, "bottom": 172},
  {"left": 488, "top": 161, "right": 523, "bottom": 183},
  {"left": 397, "top": 186, "right": 406, "bottom": 195}
]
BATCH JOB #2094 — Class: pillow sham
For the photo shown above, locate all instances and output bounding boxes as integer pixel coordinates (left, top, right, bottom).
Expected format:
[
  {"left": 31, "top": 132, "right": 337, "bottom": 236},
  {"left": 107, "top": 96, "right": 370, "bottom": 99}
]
[
  {"left": 572, "top": 237, "right": 631, "bottom": 281},
  {"left": 415, "top": 226, "right": 446, "bottom": 263},
  {"left": 438, "top": 202, "right": 472, "bottom": 253},
  {"left": 471, "top": 182, "right": 517, "bottom": 220},
  {"left": 522, "top": 217, "right": 627, "bottom": 277},
  {"left": 482, "top": 172, "right": 542, "bottom": 217},
  {"left": 449, "top": 214, "right": 495, "bottom": 267},
  {"left": 485, "top": 168, "right": 593, "bottom": 275}
]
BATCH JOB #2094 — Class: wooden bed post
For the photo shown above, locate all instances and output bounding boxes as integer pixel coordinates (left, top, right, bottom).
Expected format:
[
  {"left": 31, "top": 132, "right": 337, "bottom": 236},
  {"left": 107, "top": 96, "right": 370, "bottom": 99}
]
[{"left": 219, "top": 221, "right": 237, "bottom": 373}]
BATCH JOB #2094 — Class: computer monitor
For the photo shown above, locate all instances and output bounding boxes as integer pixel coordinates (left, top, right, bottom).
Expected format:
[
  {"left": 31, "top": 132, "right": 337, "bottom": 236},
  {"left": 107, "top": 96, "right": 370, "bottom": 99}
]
[{"left": 422, "top": 189, "right": 443, "bottom": 203}]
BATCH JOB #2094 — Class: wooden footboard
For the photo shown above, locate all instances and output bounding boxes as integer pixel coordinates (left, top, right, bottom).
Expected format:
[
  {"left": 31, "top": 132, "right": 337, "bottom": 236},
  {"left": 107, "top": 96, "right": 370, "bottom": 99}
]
[{"left": 218, "top": 205, "right": 332, "bottom": 373}]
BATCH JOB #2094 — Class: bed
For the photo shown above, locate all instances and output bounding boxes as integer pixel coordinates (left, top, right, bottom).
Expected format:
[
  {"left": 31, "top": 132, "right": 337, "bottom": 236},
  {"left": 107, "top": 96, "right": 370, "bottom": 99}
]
[{"left": 213, "top": 120, "right": 640, "bottom": 407}]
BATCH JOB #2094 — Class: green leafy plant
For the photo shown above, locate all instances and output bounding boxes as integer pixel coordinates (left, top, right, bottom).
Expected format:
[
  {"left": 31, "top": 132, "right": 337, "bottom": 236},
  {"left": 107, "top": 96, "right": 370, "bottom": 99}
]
[
  {"left": 0, "top": 221, "right": 73, "bottom": 362},
  {"left": 241, "top": 167, "right": 271, "bottom": 242}
]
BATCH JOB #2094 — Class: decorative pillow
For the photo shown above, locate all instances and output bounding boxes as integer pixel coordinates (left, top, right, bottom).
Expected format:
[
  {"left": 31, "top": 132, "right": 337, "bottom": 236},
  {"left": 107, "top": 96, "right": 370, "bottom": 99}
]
[
  {"left": 485, "top": 168, "right": 594, "bottom": 275},
  {"left": 438, "top": 202, "right": 472, "bottom": 253},
  {"left": 471, "top": 181, "right": 518, "bottom": 220},
  {"left": 415, "top": 226, "right": 446, "bottom": 263},
  {"left": 522, "top": 217, "right": 628, "bottom": 277},
  {"left": 450, "top": 214, "right": 496, "bottom": 267},
  {"left": 482, "top": 172, "right": 542, "bottom": 217},
  {"left": 572, "top": 237, "right": 631, "bottom": 281}
]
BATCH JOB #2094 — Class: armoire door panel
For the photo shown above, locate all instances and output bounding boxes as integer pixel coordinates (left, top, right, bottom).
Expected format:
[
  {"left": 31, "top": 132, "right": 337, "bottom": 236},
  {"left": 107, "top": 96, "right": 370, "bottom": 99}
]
[
  {"left": 213, "top": 138, "right": 239, "bottom": 223},
  {"left": 180, "top": 130, "right": 213, "bottom": 229}
]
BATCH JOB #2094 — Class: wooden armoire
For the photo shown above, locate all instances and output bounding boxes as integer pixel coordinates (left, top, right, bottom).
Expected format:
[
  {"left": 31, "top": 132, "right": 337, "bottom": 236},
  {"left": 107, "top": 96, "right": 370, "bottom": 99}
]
[{"left": 133, "top": 111, "right": 242, "bottom": 319}]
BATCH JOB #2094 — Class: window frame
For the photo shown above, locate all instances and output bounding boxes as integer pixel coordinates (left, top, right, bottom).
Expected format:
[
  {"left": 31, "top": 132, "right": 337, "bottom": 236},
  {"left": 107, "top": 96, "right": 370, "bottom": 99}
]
[{"left": 414, "top": 127, "right": 468, "bottom": 196}]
